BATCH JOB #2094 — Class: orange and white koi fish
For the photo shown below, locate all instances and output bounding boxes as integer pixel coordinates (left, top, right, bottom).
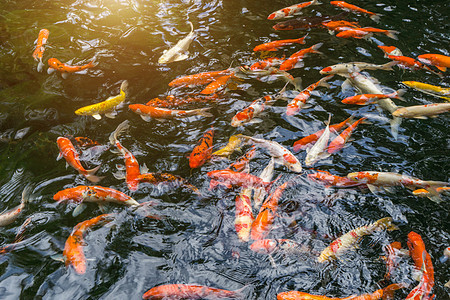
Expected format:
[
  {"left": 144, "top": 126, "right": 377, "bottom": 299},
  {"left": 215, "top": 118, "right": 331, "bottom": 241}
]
[
  {"left": 200, "top": 73, "right": 235, "bottom": 94},
  {"left": 273, "top": 12, "right": 348, "bottom": 31},
  {"left": 250, "top": 56, "right": 285, "bottom": 70},
  {"left": 277, "top": 284, "right": 406, "bottom": 300},
  {"left": 253, "top": 35, "right": 307, "bottom": 52},
  {"left": 129, "top": 104, "right": 212, "bottom": 121},
  {"left": 318, "top": 217, "right": 398, "bottom": 263},
  {"left": 240, "top": 135, "right": 303, "bottom": 172},
  {"left": 251, "top": 180, "right": 290, "bottom": 241},
  {"left": 336, "top": 28, "right": 373, "bottom": 39},
  {"left": 137, "top": 173, "right": 200, "bottom": 196},
  {"left": 231, "top": 83, "right": 288, "bottom": 127},
  {"left": 0, "top": 185, "right": 31, "bottom": 227},
  {"left": 189, "top": 127, "right": 214, "bottom": 169},
  {"left": 207, "top": 169, "right": 278, "bottom": 192},
  {"left": 109, "top": 120, "right": 142, "bottom": 191},
  {"left": 330, "top": 1, "right": 381, "bottom": 22},
  {"left": 387, "top": 55, "right": 440, "bottom": 76},
  {"left": 53, "top": 186, "right": 139, "bottom": 216},
  {"left": 267, "top": 1, "right": 322, "bottom": 20},
  {"left": 327, "top": 117, "right": 366, "bottom": 154},
  {"left": 32, "top": 29, "right": 49, "bottom": 72},
  {"left": 168, "top": 69, "right": 232, "bottom": 87},
  {"left": 307, "top": 170, "right": 366, "bottom": 188},
  {"left": 280, "top": 43, "right": 323, "bottom": 71},
  {"left": 146, "top": 94, "right": 218, "bottom": 108},
  {"left": 353, "top": 27, "right": 398, "bottom": 39},
  {"left": 57, "top": 137, "right": 102, "bottom": 183},
  {"left": 250, "top": 239, "right": 309, "bottom": 256},
  {"left": 286, "top": 75, "right": 333, "bottom": 115},
  {"left": 418, "top": 53, "right": 450, "bottom": 72},
  {"left": 142, "top": 284, "right": 248, "bottom": 299},
  {"left": 234, "top": 188, "right": 254, "bottom": 242},
  {"left": 342, "top": 90, "right": 405, "bottom": 105},
  {"left": 63, "top": 213, "right": 114, "bottom": 274},
  {"left": 322, "top": 20, "right": 360, "bottom": 31},
  {"left": 392, "top": 103, "right": 450, "bottom": 119},
  {"left": 212, "top": 134, "right": 244, "bottom": 157},
  {"left": 293, "top": 116, "right": 353, "bottom": 151},
  {"left": 383, "top": 241, "right": 408, "bottom": 280},
  {"left": 228, "top": 145, "right": 256, "bottom": 173},
  {"left": 378, "top": 45, "right": 403, "bottom": 57},
  {"left": 253, "top": 158, "right": 275, "bottom": 210},
  {"left": 47, "top": 58, "right": 97, "bottom": 79},
  {"left": 305, "top": 115, "right": 332, "bottom": 166}
]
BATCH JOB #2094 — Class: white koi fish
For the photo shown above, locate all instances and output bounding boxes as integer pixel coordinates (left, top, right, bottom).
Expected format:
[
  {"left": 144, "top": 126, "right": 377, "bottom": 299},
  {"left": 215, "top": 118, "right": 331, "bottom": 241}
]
[
  {"left": 0, "top": 185, "right": 32, "bottom": 227},
  {"left": 158, "top": 22, "right": 195, "bottom": 64},
  {"left": 304, "top": 114, "right": 332, "bottom": 166}
]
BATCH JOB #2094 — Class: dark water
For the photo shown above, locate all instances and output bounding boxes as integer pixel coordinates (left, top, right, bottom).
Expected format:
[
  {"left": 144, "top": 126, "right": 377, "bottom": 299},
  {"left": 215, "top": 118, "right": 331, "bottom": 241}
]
[{"left": 0, "top": 0, "right": 449, "bottom": 299}]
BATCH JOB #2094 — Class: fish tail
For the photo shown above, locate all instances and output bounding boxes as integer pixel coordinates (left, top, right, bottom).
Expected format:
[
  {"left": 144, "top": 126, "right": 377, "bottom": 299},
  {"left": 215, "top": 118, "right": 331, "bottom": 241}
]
[
  {"left": 120, "top": 80, "right": 129, "bottom": 93},
  {"left": 423, "top": 182, "right": 449, "bottom": 203},
  {"left": 109, "top": 120, "right": 130, "bottom": 145},
  {"left": 313, "top": 0, "right": 323, "bottom": 5},
  {"left": 37, "top": 59, "right": 45, "bottom": 72},
  {"left": 319, "top": 75, "right": 334, "bottom": 88},
  {"left": 382, "top": 283, "right": 407, "bottom": 299},
  {"left": 393, "top": 89, "right": 407, "bottom": 101},
  {"left": 291, "top": 77, "right": 303, "bottom": 91},
  {"left": 386, "top": 30, "right": 399, "bottom": 40},
  {"left": 311, "top": 42, "right": 324, "bottom": 54},
  {"left": 188, "top": 21, "right": 194, "bottom": 33},
  {"left": 370, "top": 14, "right": 381, "bottom": 23},
  {"left": 389, "top": 116, "right": 401, "bottom": 140},
  {"left": 382, "top": 60, "right": 399, "bottom": 71},
  {"left": 193, "top": 107, "right": 213, "bottom": 117},
  {"left": 21, "top": 184, "right": 33, "bottom": 205},
  {"left": 376, "top": 217, "right": 399, "bottom": 231},
  {"left": 297, "top": 33, "right": 308, "bottom": 44},
  {"left": 87, "top": 58, "right": 98, "bottom": 68},
  {"left": 84, "top": 165, "right": 103, "bottom": 183}
]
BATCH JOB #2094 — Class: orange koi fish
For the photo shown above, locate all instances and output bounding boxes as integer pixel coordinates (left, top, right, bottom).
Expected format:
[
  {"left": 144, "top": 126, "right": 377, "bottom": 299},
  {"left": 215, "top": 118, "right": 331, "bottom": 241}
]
[
  {"left": 253, "top": 35, "right": 307, "bottom": 52},
  {"left": 228, "top": 146, "right": 256, "bottom": 172},
  {"left": 267, "top": 0, "right": 322, "bottom": 20},
  {"left": 250, "top": 239, "right": 309, "bottom": 255},
  {"left": 352, "top": 27, "right": 398, "bottom": 39},
  {"left": 137, "top": 173, "right": 200, "bottom": 196},
  {"left": 307, "top": 170, "right": 366, "bottom": 188},
  {"left": 327, "top": 117, "right": 366, "bottom": 154},
  {"left": 330, "top": 1, "right": 381, "bottom": 22},
  {"left": 109, "top": 121, "right": 141, "bottom": 191},
  {"left": 53, "top": 186, "right": 139, "bottom": 207},
  {"left": 322, "top": 20, "right": 360, "bottom": 30},
  {"left": 129, "top": 104, "right": 212, "bottom": 121},
  {"left": 336, "top": 28, "right": 373, "bottom": 39},
  {"left": 142, "top": 284, "right": 247, "bottom": 299},
  {"left": 378, "top": 45, "right": 403, "bottom": 57},
  {"left": 277, "top": 284, "right": 405, "bottom": 300},
  {"left": 32, "top": 28, "right": 49, "bottom": 72},
  {"left": 292, "top": 116, "right": 353, "bottom": 152},
  {"left": 418, "top": 53, "right": 450, "bottom": 72},
  {"left": 234, "top": 188, "right": 254, "bottom": 242},
  {"left": 387, "top": 55, "right": 440, "bottom": 75},
  {"left": 273, "top": 12, "right": 349, "bottom": 30},
  {"left": 342, "top": 90, "right": 405, "bottom": 105},
  {"left": 318, "top": 217, "right": 398, "bottom": 262},
  {"left": 250, "top": 56, "right": 285, "bottom": 70},
  {"left": 383, "top": 241, "right": 408, "bottom": 280},
  {"left": 189, "top": 127, "right": 214, "bottom": 169},
  {"left": 251, "top": 180, "right": 290, "bottom": 241},
  {"left": 47, "top": 58, "right": 97, "bottom": 79},
  {"left": 168, "top": 69, "right": 232, "bottom": 87},
  {"left": 63, "top": 214, "right": 114, "bottom": 274},
  {"left": 286, "top": 75, "right": 333, "bottom": 115},
  {"left": 279, "top": 43, "right": 323, "bottom": 71},
  {"left": 207, "top": 169, "right": 277, "bottom": 192},
  {"left": 146, "top": 94, "right": 218, "bottom": 108},
  {"left": 0, "top": 186, "right": 31, "bottom": 227},
  {"left": 200, "top": 73, "right": 235, "bottom": 94},
  {"left": 74, "top": 137, "right": 100, "bottom": 148},
  {"left": 57, "top": 137, "right": 102, "bottom": 183}
]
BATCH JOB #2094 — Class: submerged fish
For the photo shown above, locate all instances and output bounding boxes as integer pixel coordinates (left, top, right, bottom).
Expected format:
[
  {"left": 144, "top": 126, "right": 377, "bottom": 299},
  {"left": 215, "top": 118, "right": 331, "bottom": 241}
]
[
  {"left": 330, "top": 1, "right": 381, "bottom": 22},
  {"left": 320, "top": 61, "right": 397, "bottom": 75},
  {"left": 307, "top": 170, "right": 366, "bottom": 188},
  {"left": 253, "top": 36, "right": 307, "bottom": 51},
  {"left": 168, "top": 69, "right": 232, "bottom": 87},
  {"left": 402, "top": 81, "right": 450, "bottom": 101},
  {"left": 47, "top": 57, "right": 97, "bottom": 79},
  {"left": 32, "top": 28, "right": 49, "bottom": 72},
  {"left": 273, "top": 12, "right": 348, "bottom": 30},
  {"left": 392, "top": 103, "right": 450, "bottom": 119},
  {"left": 279, "top": 43, "right": 323, "bottom": 71},
  {"left": 137, "top": 173, "right": 200, "bottom": 196},
  {"left": 267, "top": 0, "right": 322, "bottom": 20},
  {"left": 143, "top": 284, "right": 248, "bottom": 299},
  {"left": 418, "top": 53, "right": 450, "bottom": 72},
  {"left": 158, "top": 22, "right": 195, "bottom": 64},
  {"left": 189, "top": 127, "right": 214, "bottom": 168},
  {"left": 0, "top": 185, "right": 31, "bottom": 227},
  {"left": 129, "top": 104, "right": 212, "bottom": 121},
  {"left": 234, "top": 188, "right": 254, "bottom": 242},
  {"left": 304, "top": 115, "right": 332, "bottom": 166}
]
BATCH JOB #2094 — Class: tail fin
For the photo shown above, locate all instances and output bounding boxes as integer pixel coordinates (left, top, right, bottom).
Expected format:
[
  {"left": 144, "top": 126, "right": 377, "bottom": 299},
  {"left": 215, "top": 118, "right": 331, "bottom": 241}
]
[
  {"left": 88, "top": 58, "right": 98, "bottom": 68},
  {"left": 389, "top": 116, "right": 402, "bottom": 140},
  {"left": 382, "top": 283, "right": 407, "bottom": 300},
  {"left": 84, "top": 165, "right": 103, "bottom": 183},
  {"left": 311, "top": 42, "right": 324, "bottom": 54},
  {"left": 370, "top": 14, "right": 381, "bottom": 23},
  {"left": 392, "top": 89, "right": 407, "bottom": 101},
  {"left": 37, "top": 60, "right": 45, "bottom": 73},
  {"left": 376, "top": 217, "right": 399, "bottom": 231},
  {"left": 21, "top": 185, "right": 33, "bottom": 206},
  {"left": 382, "top": 60, "right": 399, "bottom": 71},
  {"left": 319, "top": 75, "right": 334, "bottom": 88},
  {"left": 120, "top": 80, "right": 129, "bottom": 93},
  {"left": 297, "top": 33, "right": 308, "bottom": 45},
  {"left": 386, "top": 30, "right": 399, "bottom": 40},
  {"left": 313, "top": 0, "right": 323, "bottom": 5},
  {"left": 193, "top": 107, "right": 213, "bottom": 118},
  {"left": 109, "top": 120, "right": 130, "bottom": 145},
  {"left": 291, "top": 77, "right": 303, "bottom": 91}
]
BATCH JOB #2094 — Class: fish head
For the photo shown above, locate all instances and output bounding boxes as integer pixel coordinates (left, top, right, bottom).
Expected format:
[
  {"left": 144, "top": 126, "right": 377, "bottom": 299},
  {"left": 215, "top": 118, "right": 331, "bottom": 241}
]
[
  {"left": 320, "top": 66, "right": 333, "bottom": 74},
  {"left": 347, "top": 172, "right": 377, "bottom": 183},
  {"left": 267, "top": 11, "right": 284, "bottom": 20},
  {"left": 392, "top": 108, "right": 406, "bottom": 117},
  {"left": 47, "top": 58, "right": 61, "bottom": 68}
]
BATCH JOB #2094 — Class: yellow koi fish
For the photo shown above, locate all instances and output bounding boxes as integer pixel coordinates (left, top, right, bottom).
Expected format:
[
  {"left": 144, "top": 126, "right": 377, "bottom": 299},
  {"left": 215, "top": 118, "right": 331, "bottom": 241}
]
[
  {"left": 212, "top": 134, "right": 244, "bottom": 157},
  {"left": 402, "top": 81, "right": 450, "bottom": 101},
  {"left": 75, "top": 80, "right": 128, "bottom": 120}
]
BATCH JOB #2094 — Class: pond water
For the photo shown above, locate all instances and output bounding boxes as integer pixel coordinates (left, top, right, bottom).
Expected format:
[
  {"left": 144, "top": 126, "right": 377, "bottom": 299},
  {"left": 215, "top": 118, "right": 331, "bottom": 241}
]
[{"left": 0, "top": 0, "right": 448, "bottom": 299}]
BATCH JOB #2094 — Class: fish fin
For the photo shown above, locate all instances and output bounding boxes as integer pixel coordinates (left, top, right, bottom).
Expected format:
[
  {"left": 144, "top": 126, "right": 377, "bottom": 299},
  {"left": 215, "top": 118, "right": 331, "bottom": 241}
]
[
  {"left": 292, "top": 77, "right": 302, "bottom": 91},
  {"left": 386, "top": 30, "right": 399, "bottom": 40},
  {"left": 413, "top": 116, "right": 428, "bottom": 120},
  {"left": 37, "top": 61, "right": 45, "bottom": 73},
  {"left": 318, "top": 151, "right": 331, "bottom": 160},
  {"left": 57, "top": 152, "right": 63, "bottom": 161},
  {"left": 389, "top": 117, "right": 402, "bottom": 140},
  {"left": 382, "top": 186, "right": 395, "bottom": 193},
  {"left": 311, "top": 42, "right": 323, "bottom": 53},
  {"left": 140, "top": 115, "right": 152, "bottom": 122},
  {"left": 85, "top": 165, "right": 103, "bottom": 183},
  {"left": 383, "top": 61, "right": 399, "bottom": 71},
  {"left": 173, "top": 53, "right": 189, "bottom": 62},
  {"left": 367, "top": 184, "right": 383, "bottom": 193},
  {"left": 116, "top": 164, "right": 125, "bottom": 171},
  {"left": 310, "top": 90, "right": 321, "bottom": 97},
  {"left": 155, "top": 118, "right": 167, "bottom": 122},
  {"left": 294, "top": 60, "right": 304, "bottom": 68},
  {"left": 301, "top": 104, "right": 313, "bottom": 109},
  {"left": 112, "top": 170, "right": 126, "bottom": 180},
  {"left": 47, "top": 68, "right": 55, "bottom": 74},
  {"left": 435, "top": 66, "right": 447, "bottom": 72},
  {"left": 92, "top": 114, "right": 102, "bottom": 120},
  {"left": 72, "top": 203, "right": 88, "bottom": 217},
  {"left": 394, "top": 89, "right": 407, "bottom": 101},
  {"left": 341, "top": 79, "right": 354, "bottom": 94},
  {"left": 98, "top": 203, "right": 108, "bottom": 213},
  {"left": 370, "top": 14, "right": 381, "bottom": 22},
  {"left": 140, "top": 163, "right": 148, "bottom": 174},
  {"left": 248, "top": 118, "right": 263, "bottom": 124},
  {"left": 65, "top": 162, "right": 69, "bottom": 169},
  {"left": 61, "top": 72, "right": 70, "bottom": 79},
  {"left": 105, "top": 111, "right": 117, "bottom": 119},
  {"left": 50, "top": 254, "right": 65, "bottom": 263},
  {"left": 194, "top": 107, "right": 213, "bottom": 118}
]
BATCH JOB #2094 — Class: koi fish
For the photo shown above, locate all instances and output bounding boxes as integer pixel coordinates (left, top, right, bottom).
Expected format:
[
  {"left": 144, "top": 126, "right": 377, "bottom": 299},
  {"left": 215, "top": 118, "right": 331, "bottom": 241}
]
[
  {"left": 322, "top": 20, "right": 360, "bottom": 31},
  {"left": 238, "top": 66, "right": 302, "bottom": 90},
  {"left": 228, "top": 146, "right": 256, "bottom": 172},
  {"left": 158, "top": 21, "right": 195, "bottom": 64},
  {"left": 402, "top": 81, "right": 450, "bottom": 101},
  {"left": 392, "top": 103, "right": 450, "bottom": 119},
  {"left": 352, "top": 27, "right": 398, "bottom": 39},
  {"left": 189, "top": 127, "right": 214, "bottom": 168},
  {"left": 273, "top": 12, "right": 349, "bottom": 30},
  {"left": 53, "top": 186, "right": 139, "bottom": 217},
  {"left": 109, "top": 120, "right": 142, "bottom": 191},
  {"left": 235, "top": 188, "right": 254, "bottom": 242},
  {"left": 280, "top": 43, "right": 323, "bottom": 71},
  {"left": 146, "top": 94, "right": 218, "bottom": 108},
  {"left": 212, "top": 134, "right": 244, "bottom": 157},
  {"left": 232, "top": 83, "right": 288, "bottom": 126},
  {"left": 382, "top": 241, "right": 409, "bottom": 280},
  {"left": 253, "top": 158, "right": 275, "bottom": 210},
  {"left": 32, "top": 28, "right": 49, "bottom": 72},
  {"left": 342, "top": 90, "right": 405, "bottom": 105},
  {"left": 267, "top": 0, "right": 322, "bottom": 20},
  {"left": 200, "top": 73, "right": 235, "bottom": 94},
  {"left": 330, "top": 1, "right": 381, "bottom": 22},
  {"left": 47, "top": 57, "right": 97, "bottom": 79},
  {"left": 75, "top": 80, "right": 128, "bottom": 120},
  {"left": 0, "top": 185, "right": 31, "bottom": 227},
  {"left": 318, "top": 217, "right": 398, "bottom": 262},
  {"left": 418, "top": 53, "right": 450, "bottom": 72},
  {"left": 250, "top": 239, "right": 309, "bottom": 256},
  {"left": 378, "top": 45, "right": 403, "bottom": 57},
  {"left": 207, "top": 169, "right": 278, "bottom": 192},
  {"left": 251, "top": 180, "right": 290, "bottom": 240},
  {"left": 387, "top": 55, "right": 441, "bottom": 76},
  {"left": 321, "top": 61, "right": 398, "bottom": 75},
  {"left": 286, "top": 75, "right": 333, "bottom": 115},
  {"left": 305, "top": 115, "right": 332, "bottom": 166},
  {"left": 327, "top": 117, "right": 366, "bottom": 154},
  {"left": 129, "top": 104, "right": 212, "bottom": 121},
  {"left": 253, "top": 35, "right": 307, "bottom": 52},
  {"left": 168, "top": 69, "right": 232, "bottom": 87},
  {"left": 74, "top": 137, "right": 100, "bottom": 148},
  {"left": 250, "top": 56, "right": 285, "bottom": 70},
  {"left": 57, "top": 137, "right": 102, "bottom": 183},
  {"left": 142, "top": 284, "right": 247, "bottom": 299},
  {"left": 239, "top": 135, "right": 303, "bottom": 173},
  {"left": 137, "top": 173, "right": 200, "bottom": 196},
  {"left": 63, "top": 214, "right": 115, "bottom": 274},
  {"left": 293, "top": 116, "right": 353, "bottom": 151},
  {"left": 307, "top": 170, "right": 366, "bottom": 188},
  {"left": 277, "top": 284, "right": 405, "bottom": 300},
  {"left": 336, "top": 28, "right": 373, "bottom": 39}
]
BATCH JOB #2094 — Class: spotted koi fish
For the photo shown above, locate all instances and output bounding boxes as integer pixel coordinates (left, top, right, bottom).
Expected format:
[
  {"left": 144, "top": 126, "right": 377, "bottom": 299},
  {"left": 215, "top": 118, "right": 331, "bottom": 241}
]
[
  {"left": 330, "top": 1, "right": 381, "bottom": 22},
  {"left": 129, "top": 104, "right": 212, "bottom": 121},
  {"left": 253, "top": 158, "right": 275, "bottom": 210},
  {"left": 32, "top": 29, "right": 49, "bottom": 72},
  {"left": 63, "top": 213, "right": 115, "bottom": 274},
  {"left": 234, "top": 188, "right": 254, "bottom": 242},
  {"left": 348, "top": 27, "right": 398, "bottom": 39},
  {"left": 200, "top": 73, "right": 235, "bottom": 94},
  {"left": 318, "top": 217, "right": 398, "bottom": 262},
  {"left": 189, "top": 127, "right": 214, "bottom": 169},
  {"left": 146, "top": 94, "right": 218, "bottom": 108},
  {"left": 280, "top": 43, "right": 323, "bottom": 71},
  {"left": 137, "top": 173, "right": 200, "bottom": 196},
  {"left": 253, "top": 35, "right": 307, "bottom": 52},
  {"left": 47, "top": 57, "right": 97, "bottom": 79},
  {"left": 267, "top": 0, "right": 322, "bottom": 20},
  {"left": 0, "top": 185, "right": 31, "bottom": 227},
  {"left": 336, "top": 29, "right": 374, "bottom": 39},
  {"left": 143, "top": 284, "right": 248, "bottom": 299},
  {"left": 320, "top": 61, "right": 397, "bottom": 75},
  {"left": 327, "top": 117, "right": 366, "bottom": 154},
  {"left": 378, "top": 45, "right": 403, "bottom": 57},
  {"left": 168, "top": 69, "right": 232, "bottom": 87},
  {"left": 307, "top": 170, "right": 366, "bottom": 188},
  {"left": 250, "top": 56, "right": 285, "bottom": 70}
]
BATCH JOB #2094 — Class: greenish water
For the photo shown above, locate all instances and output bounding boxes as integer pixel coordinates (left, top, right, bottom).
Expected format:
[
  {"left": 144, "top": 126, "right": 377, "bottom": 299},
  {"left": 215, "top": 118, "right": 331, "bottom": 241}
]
[{"left": 0, "top": 0, "right": 448, "bottom": 299}]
